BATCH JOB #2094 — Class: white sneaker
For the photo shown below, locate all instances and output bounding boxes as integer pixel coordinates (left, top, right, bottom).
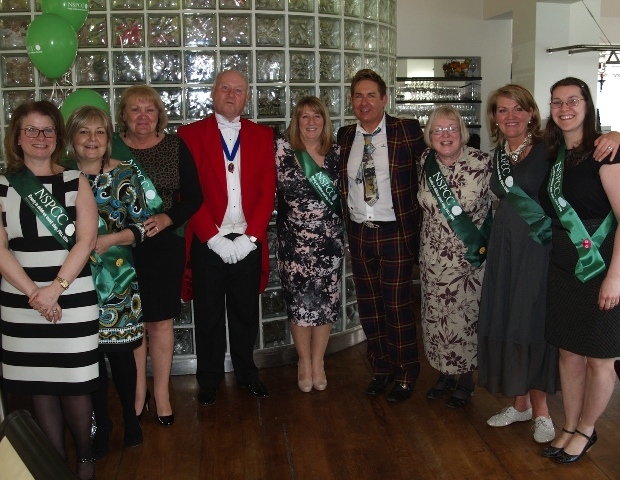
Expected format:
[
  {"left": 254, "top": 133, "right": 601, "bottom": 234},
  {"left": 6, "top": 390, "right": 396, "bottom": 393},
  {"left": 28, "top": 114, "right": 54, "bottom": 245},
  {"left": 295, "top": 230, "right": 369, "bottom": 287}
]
[
  {"left": 487, "top": 406, "right": 533, "bottom": 427},
  {"left": 532, "top": 416, "right": 555, "bottom": 443}
]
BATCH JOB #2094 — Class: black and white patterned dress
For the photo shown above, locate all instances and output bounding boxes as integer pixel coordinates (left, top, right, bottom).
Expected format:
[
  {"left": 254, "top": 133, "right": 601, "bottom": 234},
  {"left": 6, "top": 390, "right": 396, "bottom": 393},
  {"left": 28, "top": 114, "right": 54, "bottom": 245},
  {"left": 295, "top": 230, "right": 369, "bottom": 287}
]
[
  {"left": 0, "top": 170, "right": 99, "bottom": 395},
  {"left": 275, "top": 136, "right": 344, "bottom": 326}
]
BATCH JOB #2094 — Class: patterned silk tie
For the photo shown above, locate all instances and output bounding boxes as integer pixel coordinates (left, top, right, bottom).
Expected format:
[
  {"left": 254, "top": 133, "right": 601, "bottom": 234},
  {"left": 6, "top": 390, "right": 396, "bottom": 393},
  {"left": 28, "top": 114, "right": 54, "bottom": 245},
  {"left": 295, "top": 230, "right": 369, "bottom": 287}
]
[{"left": 355, "top": 128, "right": 380, "bottom": 206}]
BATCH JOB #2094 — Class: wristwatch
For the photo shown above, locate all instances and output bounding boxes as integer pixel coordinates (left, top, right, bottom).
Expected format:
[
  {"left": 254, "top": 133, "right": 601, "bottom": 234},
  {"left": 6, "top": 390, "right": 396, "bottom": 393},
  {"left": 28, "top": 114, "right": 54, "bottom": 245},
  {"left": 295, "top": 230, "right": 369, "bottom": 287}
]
[
  {"left": 55, "top": 276, "right": 70, "bottom": 290},
  {"left": 247, "top": 235, "right": 257, "bottom": 243}
]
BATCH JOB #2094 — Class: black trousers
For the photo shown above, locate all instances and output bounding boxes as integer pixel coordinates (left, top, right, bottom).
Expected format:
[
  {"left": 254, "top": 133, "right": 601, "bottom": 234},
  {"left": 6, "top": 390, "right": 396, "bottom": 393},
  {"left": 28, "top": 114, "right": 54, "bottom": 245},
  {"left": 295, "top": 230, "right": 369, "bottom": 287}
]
[{"left": 191, "top": 234, "right": 261, "bottom": 388}]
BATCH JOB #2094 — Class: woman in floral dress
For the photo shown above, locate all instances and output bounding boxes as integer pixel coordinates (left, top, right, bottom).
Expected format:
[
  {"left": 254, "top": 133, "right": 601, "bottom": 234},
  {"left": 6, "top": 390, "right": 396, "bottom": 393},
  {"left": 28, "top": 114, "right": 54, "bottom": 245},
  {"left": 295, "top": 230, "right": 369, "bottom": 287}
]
[
  {"left": 275, "top": 96, "right": 344, "bottom": 392},
  {"left": 417, "top": 106, "right": 492, "bottom": 408}
]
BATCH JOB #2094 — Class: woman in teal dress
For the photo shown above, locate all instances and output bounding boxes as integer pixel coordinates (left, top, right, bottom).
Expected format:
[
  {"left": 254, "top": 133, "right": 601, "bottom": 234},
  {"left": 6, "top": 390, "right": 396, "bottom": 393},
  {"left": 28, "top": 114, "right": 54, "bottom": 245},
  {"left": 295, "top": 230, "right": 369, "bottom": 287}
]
[{"left": 67, "top": 106, "right": 150, "bottom": 458}]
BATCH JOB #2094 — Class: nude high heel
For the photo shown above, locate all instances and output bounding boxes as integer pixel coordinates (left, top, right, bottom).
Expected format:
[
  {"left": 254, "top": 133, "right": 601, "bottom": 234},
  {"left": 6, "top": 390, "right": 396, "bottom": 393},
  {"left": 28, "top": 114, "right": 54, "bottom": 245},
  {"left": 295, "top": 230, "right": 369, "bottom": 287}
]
[{"left": 297, "top": 362, "right": 312, "bottom": 393}]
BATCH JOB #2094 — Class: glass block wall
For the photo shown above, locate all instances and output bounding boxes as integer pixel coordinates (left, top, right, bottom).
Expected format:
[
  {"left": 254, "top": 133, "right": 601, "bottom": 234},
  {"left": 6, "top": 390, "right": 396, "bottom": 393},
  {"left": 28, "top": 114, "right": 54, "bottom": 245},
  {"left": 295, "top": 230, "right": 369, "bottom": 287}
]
[{"left": 0, "top": 0, "right": 396, "bottom": 366}]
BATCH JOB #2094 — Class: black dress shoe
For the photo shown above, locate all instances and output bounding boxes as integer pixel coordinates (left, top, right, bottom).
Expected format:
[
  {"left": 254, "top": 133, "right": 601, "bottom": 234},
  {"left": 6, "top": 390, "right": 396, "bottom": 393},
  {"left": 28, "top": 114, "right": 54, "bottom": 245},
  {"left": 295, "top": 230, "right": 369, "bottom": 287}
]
[
  {"left": 426, "top": 375, "right": 457, "bottom": 399},
  {"left": 542, "top": 428, "right": 574, "bottom": 458},
  {"left": 365, "top": 375, "right": 394, "bottom": 397},
  {"left": 198, "top": 387, "right": 217, "bottom": 406},
  {"left": 386, "top": 383, "right": 412, "bottom": 403},
  {"left": 555, "top": 429, "right": 597, "bottom": 464},
  {"left": 445, "top": 385, "right": 474, "bottom": 409},
  {"left": 157, "top": 414, "right": 175, "bottom": 426},
  {"left": 239, "top": 381, "right": 269, "bottom": 398},
  {"left": 124, "top": 418, "right": 143, "bottom": 448}
]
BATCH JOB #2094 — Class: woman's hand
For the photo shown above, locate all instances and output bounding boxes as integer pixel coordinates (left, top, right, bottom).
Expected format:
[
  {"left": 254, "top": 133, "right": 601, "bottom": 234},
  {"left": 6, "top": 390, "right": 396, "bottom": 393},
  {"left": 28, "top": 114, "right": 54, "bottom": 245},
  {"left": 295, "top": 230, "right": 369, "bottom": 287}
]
[
  {"left": 599, "top": 274, "right": 620, "bottom": 311},
  {"left": 29, "top": 285, "right": 63, "bottom": 322},
  {"left": 144, "top": 213, "right": 172, "bottom": 238},
  {"left": 94, "top": 234, "right": 115, "bottom": 255},
  {"left": 593, "top": 132, "right": 620, "bottom": 161}
]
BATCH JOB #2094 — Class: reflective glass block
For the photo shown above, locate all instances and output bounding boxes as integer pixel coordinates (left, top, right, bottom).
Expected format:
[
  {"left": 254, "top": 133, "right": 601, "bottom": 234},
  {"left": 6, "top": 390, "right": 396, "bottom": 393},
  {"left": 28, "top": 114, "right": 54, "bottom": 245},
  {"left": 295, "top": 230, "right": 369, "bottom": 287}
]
[
  {"left": 219, "top": 14, "right": 251, "bottom": 46},
  {"left": 363, "top": 0, "right": 378, "bottom": 20},
  {"left": 149, "top": 15, "right": 181, "bottom": 47},
  {"left": 113, "top": 15, "right": 144, "bottom": 47},
  {"left": 256, "top": 15, "right": 284, "bottom": 47},
  {"left": 186, "top": 87, "right": 212, "bottom": 120},
  {"left": 319, "top": 18, "right": 340, "bottom": 49},
  {"left": 3, "top": 90, "right": 35, "bottom": 122},
  {"left": 219, "top": 0, "right": 249, "bottom": 9},
  {"left": 389, "top": 0, "right": 396, "bottom": 26},
  {"left": 343, "top": 20, "right": 362, "bottom": 50},
  {"left": 389, "top": 28, "right": 396, "bottom": 55},
  {"left": 288, "top": 0, "right": 312, "bottom": 12},
  {"left": 378, "top": 0, "right": 390, "bottom": 23},
  {"left": 255, "top": 0, "right": 284, "bottom": 10},
  {"left": 39, "top": 70, "right": 72, "bottom": 87},
  {"left": 261, "top": 289, "right": 287, "bottom": 318},
  {"left": 173, "top": 328, "right": 194, "bottom": 355},
  {"left": 90, "top": 0, "right": 106, "bottom": 10},
  {"left": 289, "top": 51, "right": 314, "bottom": 82},
  {"left": 289, "top": 16, "right": 314, "bottom": 48},
  {"left": 344, "top": 89, "right": 353, "bottom": 115},
  {"left": 378, "top": 25, "right": 389, "bottom": 54},
  {"left": 77, "top": 53, "right": 109, "bottom": 85},
  {"left": 345, "top": 302, "right": 360, "bottom": 328},
  {"left": 184, "top": 14, "right": 216, "bottom": 47},
  {"left": 0, "top": 16, "right": 28, "bottom": 49},
  {"left": 185, "top": 51, "right": 216, "bottom": 83},
  {"left": 220, "top": 51, "right": 251, "bottom": 80},
  {"left": 0, "top": 0, "right": 29, "bottom": 11},
  {"left": 174, "top": 300, "right": 193, "bottom": 325},
  {"left": 154, "top": 87, "right": 182, "bottom": 120},
  {"left": 38, "top": 90, "right": 63, "bottom": 108},
  {"left": 332, "top": 119, "right": 341, "bottom": 133},
  {"left": 148, "top": 0, "right": 179, "bottom": 8},
  {"left": 267, "top": 256, "right": 280, "bottom": 288},
  {"left": 332, "top": 313, "right": 343, "bottom": 333},
  {"left": 111, "top": 0, "right": 143, "bottom": 8},
  {"left": 344, "top": 53, "right": 361, "bottom": 81},
  {"left": 344, "top": 0, "right": 361, "bottom": 17},
  {"left": 318, "top": 0, "right": 340, "bottom": 15},
  {"left": 319, "top": 52, "right": 340, "bottom": 83},
  {"left": 267, "top": 225, "right": 277, "bottom": 253},
  {"left": 290, "top": 86, "right": 314, "bottom": 110},
  {"left": 377, "top": 55, "right": 388, "bottom": 80},
  {"left": 363, "top": 22, "right": 378, "bottom": 52},
  {"left": 113, "top": 52, "right": 146, "bottom": 83},
  {"left": 364, "top": 56, "right": 377, "bottom": 71},
  {"left": 319, "top": 86, "right": 341, "bottom": 116},
  {"left": 257, "top": 86, "right": 285, "bottom": 118},
  {"left": 150, "top": 51, "right": 182, "bottom": 83},
  {"left": 344, "top": 248, "right": 352, "bottom": 272},
  {"left": 78, "top": 15, "right": 108, "bottom": 47},
  {"left": 262, "top": 318, "right": 289, "bottom": 348},
  {"left": 184, "top": 0, "right": 215, "bottom": 7},
  {"left": 1, "top": 54, "right": 33, "bottom": 87},
  {"left": 260, "top": 121, "right": 286, "bottom": 137},
  {"left": 345, "top": 275, "right": 356, "bottom": 302},
  {"left": 256, "top": 51, "right": 284, "bottom": 82}
]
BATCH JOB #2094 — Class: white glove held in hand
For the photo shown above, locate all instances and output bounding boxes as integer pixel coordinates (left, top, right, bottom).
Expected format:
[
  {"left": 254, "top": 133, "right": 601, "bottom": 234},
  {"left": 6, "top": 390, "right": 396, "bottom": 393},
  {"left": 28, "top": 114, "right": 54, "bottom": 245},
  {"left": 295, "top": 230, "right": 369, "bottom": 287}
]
[
  {"left": 207, "top": 235, "right": 238, "bottom": 264},
  {"left": 233, "top": 235, "right": 257, "bottom": 262}
]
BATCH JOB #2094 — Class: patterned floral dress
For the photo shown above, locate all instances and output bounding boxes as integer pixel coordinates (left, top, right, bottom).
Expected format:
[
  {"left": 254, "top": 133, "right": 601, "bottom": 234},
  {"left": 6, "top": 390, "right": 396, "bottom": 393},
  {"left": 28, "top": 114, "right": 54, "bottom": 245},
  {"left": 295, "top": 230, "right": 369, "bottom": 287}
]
[
  {"left": 85, "top": 162, "right": 150, "bottom": 351},
  {"left": 275, "top": 136, "right": 345, "bottom": 327},
  {"left": 417, "top": 146, "right": 492, "bottom": 374}
]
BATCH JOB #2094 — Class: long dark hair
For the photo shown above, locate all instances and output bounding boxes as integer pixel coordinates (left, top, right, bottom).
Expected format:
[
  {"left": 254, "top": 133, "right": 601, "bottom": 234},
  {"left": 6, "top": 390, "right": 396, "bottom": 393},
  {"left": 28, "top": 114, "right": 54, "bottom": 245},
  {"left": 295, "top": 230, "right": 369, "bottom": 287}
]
[{"left": 544, "top": 77, "right": 597, "bottom": 160}]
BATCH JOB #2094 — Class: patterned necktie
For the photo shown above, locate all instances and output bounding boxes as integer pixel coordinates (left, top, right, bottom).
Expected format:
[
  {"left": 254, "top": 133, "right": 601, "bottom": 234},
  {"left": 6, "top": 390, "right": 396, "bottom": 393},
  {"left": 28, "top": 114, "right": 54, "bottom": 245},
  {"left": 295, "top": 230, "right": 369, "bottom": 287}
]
[{"left": 355, "top": 128, "right": 380, "bottom": 206}]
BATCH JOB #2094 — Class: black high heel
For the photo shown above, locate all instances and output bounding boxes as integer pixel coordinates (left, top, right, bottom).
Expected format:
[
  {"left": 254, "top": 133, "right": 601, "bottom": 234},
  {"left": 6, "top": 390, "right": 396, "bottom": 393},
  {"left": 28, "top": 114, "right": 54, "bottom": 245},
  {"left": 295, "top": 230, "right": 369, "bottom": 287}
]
[
  {"left": 154, "top": 394, "right": 174, "bottom": 426},
  {"left": 555, "top": 429, "right": 597, "bottom": 464},
  {"left": 92, "top": 420, "right": 112, "bottom": 460},
  {"left": 542, "top": 428, "right": 574, "bottom": 458},
  {"left": 77, "top": 457, "right": 95, "bottom": 480},
  {"left": 137, "top": 390, "right": 151, "bottom": 421}
]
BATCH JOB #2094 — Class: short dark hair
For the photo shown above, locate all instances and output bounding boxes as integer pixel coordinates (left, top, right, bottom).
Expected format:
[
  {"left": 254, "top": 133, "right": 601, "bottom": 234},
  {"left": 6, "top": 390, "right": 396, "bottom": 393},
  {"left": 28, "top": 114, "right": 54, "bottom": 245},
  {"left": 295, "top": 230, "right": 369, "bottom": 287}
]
[
  {"left": 4, "top": 100, "right": 65, "bottom": 173},
  {"left": 350, "top": 69, "right": 387, "bottom": 98}
]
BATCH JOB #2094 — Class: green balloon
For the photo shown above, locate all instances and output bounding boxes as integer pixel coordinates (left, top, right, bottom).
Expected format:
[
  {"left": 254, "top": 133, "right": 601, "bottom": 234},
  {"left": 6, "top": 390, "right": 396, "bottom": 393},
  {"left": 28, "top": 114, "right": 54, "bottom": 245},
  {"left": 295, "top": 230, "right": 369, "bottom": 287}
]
[
  {"left": 61, "top": 90, "right": 110, "bottom": 123},
  {"left": 41, "top": 0, "right": 89, "bottom": 32},
  {"left": 26, "top": 14, "right": 77, "bottom": 80}
]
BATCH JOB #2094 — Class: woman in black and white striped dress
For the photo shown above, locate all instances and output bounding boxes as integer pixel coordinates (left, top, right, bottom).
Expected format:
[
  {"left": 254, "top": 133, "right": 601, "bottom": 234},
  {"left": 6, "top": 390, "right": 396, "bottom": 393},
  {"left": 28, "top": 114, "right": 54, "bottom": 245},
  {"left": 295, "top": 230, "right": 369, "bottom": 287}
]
[{"left": 0, "top": 101, "right": 99, "bottom": 480}]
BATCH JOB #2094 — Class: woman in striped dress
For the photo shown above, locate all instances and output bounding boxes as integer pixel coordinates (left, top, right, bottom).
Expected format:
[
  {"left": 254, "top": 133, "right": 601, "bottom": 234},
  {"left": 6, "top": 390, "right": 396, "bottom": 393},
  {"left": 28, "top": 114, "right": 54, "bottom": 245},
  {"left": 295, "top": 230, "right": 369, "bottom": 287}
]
[{"left": 0, "top": 101, "right": 99, "bottom": 480}]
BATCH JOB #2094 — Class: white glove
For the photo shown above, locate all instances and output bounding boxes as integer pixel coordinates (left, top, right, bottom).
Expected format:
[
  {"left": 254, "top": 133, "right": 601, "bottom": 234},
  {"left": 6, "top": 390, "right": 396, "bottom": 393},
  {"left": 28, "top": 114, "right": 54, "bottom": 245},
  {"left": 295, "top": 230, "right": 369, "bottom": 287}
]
[
  {"left": 233, "top": 235, "right": 257, "bottom": 262},
  {"left": 207, "top": 235, "right": 239, "bottom": 264}
]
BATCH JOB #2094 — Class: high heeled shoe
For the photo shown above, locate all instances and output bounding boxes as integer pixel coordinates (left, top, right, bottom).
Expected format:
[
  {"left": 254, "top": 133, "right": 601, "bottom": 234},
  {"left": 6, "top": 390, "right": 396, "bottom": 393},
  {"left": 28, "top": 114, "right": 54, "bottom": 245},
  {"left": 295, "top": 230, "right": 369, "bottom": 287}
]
[
  {"left": 154, "top": 395, "right": 174, "bottom": 426},
  {"left": 312, "top": 367, "right": 327, "bottom": 391},
  {"left": 92, "top": 419, "right": 112, "bottom": 460},
  {"left": 77, "top": 457, "right": 95, "bottom": 480},
  {"left": 555, "top": 429, "right": 597, "bottom": 464},
  {"left": 297, "top": 362, "right": 313, "bottom": 393},
  {"left": 542, "top": 428, "right": 574, "bottom": 458},
  {"left": 137, "top": 390, "right": 151, "bottom": 421}
]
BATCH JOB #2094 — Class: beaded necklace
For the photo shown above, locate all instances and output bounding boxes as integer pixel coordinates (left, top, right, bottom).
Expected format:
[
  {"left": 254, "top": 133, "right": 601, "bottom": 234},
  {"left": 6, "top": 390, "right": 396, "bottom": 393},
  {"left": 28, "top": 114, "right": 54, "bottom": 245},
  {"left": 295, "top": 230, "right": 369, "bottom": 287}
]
[{"left": 504, "top": 132, "right": 532, "bottom": 164}]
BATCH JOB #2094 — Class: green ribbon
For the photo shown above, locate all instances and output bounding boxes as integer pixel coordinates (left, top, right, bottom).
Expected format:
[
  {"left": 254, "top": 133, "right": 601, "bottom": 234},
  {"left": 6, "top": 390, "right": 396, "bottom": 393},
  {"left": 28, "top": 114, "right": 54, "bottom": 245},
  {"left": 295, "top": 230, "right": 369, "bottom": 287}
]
[
  {"left": 424, "top": 150, "right": 492, "bottom": 268},
  {"left": 493, "top": 148, "right": 552, "bottom": 245},
  {"left": 547, "top": 142, "right": 617, "bottom": 282},
  {"left": 6, "top": 168, "right": 76, "bottom": 249},
  {"left": 294, "top": 150, "right": 342, "bottom": 217},
  {"left": 111, "top": 134, "right": 186, "bottom": 237},
  {"left": 89, "top": 217, "right": 136, "bottom": 306}
]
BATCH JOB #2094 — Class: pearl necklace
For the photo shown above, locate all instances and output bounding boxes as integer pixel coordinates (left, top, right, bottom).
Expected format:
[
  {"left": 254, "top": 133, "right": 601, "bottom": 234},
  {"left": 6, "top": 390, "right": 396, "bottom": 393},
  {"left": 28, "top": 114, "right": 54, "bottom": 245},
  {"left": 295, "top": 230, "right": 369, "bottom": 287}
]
[{"left": 504, "top": 132, "right": 532, "bottom": 164}]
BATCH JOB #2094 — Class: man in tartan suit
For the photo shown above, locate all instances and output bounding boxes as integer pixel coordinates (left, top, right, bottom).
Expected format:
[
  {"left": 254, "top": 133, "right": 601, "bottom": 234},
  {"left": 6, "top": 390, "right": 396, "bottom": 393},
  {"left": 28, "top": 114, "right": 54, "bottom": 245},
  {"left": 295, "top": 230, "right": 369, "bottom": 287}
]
[{"left": 337, "top": 69, "right": 425, "bottom": 403}]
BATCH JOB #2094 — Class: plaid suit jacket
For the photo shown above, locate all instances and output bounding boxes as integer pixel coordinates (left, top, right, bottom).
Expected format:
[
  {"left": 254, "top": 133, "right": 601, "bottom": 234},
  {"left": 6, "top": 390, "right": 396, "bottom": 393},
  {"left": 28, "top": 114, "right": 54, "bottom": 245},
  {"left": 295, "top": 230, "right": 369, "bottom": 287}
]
[{"left": 337, "top": 113, "right": 425, "bottom": 256}]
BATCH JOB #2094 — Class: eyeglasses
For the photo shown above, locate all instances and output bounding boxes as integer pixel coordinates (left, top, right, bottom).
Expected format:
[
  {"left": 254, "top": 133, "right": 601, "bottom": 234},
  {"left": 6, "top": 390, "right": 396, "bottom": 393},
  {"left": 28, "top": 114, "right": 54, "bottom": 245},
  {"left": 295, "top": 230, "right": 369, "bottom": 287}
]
[
  {"left": 430, "top": 125, "right": 460, "bottom": 135},
  {"left": 22, "top": 127, "right": 56, "bottom": 138},
  {"left": 550, "top": 98, "right": 583, "bottom": 109}
]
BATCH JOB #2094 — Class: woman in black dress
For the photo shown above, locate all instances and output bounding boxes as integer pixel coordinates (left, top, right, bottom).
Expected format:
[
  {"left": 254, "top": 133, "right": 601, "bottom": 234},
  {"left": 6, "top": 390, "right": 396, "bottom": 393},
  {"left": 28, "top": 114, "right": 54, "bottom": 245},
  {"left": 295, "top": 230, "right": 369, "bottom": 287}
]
[
  {"left": 540, "top": 77, "right": 620, "bottom": 463},
  {"left": 275, "top": 96, "right": 344, "bottom": 392}
]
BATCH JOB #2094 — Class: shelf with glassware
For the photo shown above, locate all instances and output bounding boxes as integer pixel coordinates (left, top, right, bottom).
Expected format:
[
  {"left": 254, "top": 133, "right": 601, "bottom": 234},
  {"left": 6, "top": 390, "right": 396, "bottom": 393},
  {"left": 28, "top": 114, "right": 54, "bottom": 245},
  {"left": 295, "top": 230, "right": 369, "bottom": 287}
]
[{"left": 395, "top": 77, "right": 482, "bottom": 128}]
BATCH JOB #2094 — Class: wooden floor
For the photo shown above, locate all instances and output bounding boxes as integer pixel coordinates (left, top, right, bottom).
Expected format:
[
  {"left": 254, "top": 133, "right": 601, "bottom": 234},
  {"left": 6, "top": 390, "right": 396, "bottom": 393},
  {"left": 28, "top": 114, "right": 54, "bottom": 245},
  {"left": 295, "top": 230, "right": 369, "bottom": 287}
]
[{"left": 9, "top": 342, "right": 618, "bottom": 480}]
